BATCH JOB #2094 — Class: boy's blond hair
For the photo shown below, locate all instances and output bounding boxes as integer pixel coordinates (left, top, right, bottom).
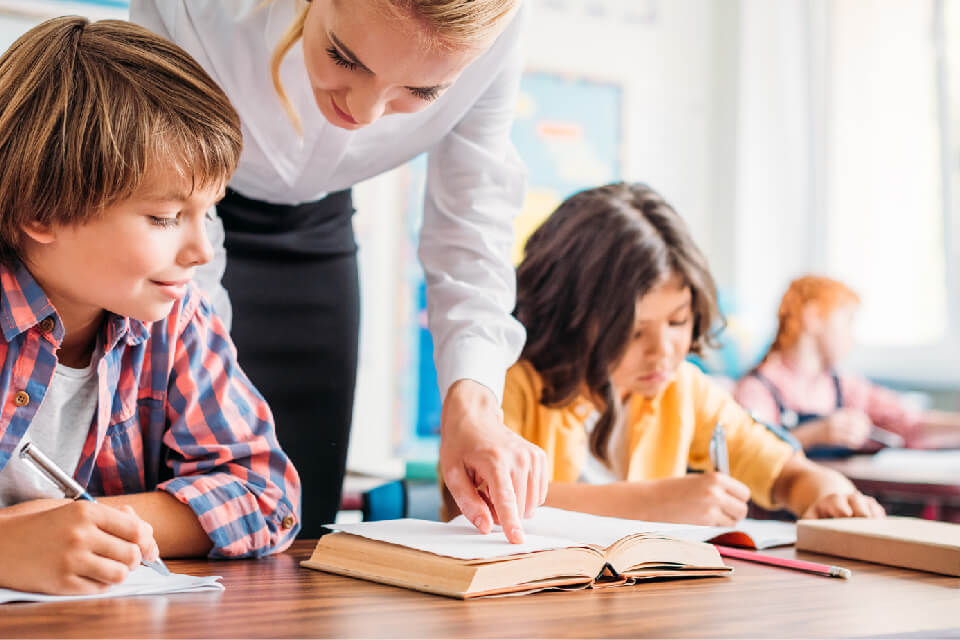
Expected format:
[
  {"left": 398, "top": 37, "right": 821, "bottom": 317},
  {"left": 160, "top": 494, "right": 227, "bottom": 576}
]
[{"left": 0, "top": 16, "right": 242, "bottom": 263}]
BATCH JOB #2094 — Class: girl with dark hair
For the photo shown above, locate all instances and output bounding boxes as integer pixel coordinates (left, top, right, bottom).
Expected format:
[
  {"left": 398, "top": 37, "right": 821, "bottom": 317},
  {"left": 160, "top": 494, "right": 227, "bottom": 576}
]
[{"left": 500, "top": 182, "right": 883, "bottom": 525}]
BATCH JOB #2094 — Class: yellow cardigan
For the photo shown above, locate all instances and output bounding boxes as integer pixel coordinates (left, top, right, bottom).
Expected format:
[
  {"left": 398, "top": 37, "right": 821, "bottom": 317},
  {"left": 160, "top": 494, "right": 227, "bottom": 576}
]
[{"left": 503, "top": 360, "right": 796, "bottom": 510}]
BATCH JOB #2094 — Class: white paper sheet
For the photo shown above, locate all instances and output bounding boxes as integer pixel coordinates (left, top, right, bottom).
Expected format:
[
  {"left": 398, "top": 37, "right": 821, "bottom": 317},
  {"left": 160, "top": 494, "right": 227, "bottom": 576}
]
[
  {"left": 871, "top": 448, "right": 960, "bottom": 473},
  {"left": 331, "top": 517, "right": 581, "bottom": 559},
  {"left": 330, "top": 507, "right": 796, "bottom": 559},
  {"left": 477, "top": 508, "right": 796, "bottom": 549},
  {"left": 0, "top": 566, "right": 223, "bottom": 604}
]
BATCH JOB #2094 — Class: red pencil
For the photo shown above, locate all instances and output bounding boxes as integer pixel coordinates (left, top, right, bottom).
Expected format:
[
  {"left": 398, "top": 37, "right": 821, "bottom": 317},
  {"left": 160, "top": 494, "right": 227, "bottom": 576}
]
[{"left": 715, "top": 545, "right": 852, "bottom": 579}]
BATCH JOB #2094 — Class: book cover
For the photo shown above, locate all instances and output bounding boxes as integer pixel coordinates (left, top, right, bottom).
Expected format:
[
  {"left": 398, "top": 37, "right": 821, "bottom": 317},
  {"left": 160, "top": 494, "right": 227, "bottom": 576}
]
[{"left": 797, "top": 517, "right": 960, "bottom": 576}]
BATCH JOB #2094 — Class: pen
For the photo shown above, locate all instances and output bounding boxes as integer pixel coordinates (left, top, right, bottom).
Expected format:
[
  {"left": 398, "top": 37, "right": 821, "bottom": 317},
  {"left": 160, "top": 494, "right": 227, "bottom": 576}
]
[
  {"left": 715, "top": 544, "right": 851, "bottom": 579},
  {"left": 19, "top": 441, "right": 171, "bottom": 577},
  {"left": 709, "top": 422, "right": 730, "bottom": 475}
]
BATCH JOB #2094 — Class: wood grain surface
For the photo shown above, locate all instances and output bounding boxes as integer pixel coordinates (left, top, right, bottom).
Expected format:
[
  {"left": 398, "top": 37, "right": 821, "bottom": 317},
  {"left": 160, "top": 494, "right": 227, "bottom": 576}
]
[{"left": 2, "top": 540, "right": 958, "bottom": 638}]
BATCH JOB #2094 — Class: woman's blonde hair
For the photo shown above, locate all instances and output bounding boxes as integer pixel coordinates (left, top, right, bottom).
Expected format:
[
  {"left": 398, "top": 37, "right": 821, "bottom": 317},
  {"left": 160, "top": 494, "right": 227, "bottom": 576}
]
[
  {"left": 0, "top": 16, "right": 242, "bottom": 264},
  {"left": 761, "top": 275, "right": 861, "bottom": 362},
  {"left": 271, "top": 0, "right": 518, "bottom": 133}
]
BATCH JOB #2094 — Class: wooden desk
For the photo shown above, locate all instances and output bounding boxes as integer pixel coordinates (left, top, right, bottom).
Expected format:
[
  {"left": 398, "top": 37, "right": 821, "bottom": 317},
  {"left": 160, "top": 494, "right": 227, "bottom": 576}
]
[{"left": 2, "top": 540, "right": 958, "bottom": 639}]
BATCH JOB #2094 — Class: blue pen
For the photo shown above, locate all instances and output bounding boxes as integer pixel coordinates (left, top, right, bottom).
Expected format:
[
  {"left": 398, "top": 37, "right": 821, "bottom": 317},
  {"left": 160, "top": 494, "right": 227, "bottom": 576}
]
[{"left": 18, "top": 441, "right": 171, "bottom": 577}]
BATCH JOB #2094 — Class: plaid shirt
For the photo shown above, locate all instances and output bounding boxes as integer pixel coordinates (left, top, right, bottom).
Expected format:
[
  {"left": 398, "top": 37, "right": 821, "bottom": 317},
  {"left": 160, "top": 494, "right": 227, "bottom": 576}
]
[{"left": 0, "top": 261, "right": 300, "bottom": 558}]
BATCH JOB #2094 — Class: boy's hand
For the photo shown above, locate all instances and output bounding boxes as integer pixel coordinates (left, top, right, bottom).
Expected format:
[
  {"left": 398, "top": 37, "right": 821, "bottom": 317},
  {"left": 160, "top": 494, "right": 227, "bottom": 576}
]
[
  {"left": 440, "top": 379, "right": 548, "bottom": 544},
  {"left": 0, "top": 501, "right": 159, "bottom": 595},
  {"left": 802, "top": 491, "right": 885, "bottom": 519},
  {"left": 648, "top": 473, "right": 751, "bottom": 526}
]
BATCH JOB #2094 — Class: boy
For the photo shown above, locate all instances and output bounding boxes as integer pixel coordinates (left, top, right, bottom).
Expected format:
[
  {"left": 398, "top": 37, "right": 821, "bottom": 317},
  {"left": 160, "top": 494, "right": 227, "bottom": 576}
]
[{"left": 0, "top": 17, "right": 300, "bottom": 595}]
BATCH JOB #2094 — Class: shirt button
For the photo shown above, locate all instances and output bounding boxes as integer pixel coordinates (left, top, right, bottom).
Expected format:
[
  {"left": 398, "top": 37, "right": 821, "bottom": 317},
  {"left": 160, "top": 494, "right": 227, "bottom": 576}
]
[
  {"left": 38, "top": 316, "right": 55, "bottom": 333},
  {"left": 281, "top": 515, "right": 296, "bottom": 530},
  {"left": 14, "top": 391, "right": 29, "bottom": 406}
]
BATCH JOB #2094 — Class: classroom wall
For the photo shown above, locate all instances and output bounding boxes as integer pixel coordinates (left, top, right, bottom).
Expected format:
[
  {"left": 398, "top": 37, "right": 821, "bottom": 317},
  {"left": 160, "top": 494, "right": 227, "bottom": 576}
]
[{"left": 349, "top": 0, "right": 960, "bottom": 474}]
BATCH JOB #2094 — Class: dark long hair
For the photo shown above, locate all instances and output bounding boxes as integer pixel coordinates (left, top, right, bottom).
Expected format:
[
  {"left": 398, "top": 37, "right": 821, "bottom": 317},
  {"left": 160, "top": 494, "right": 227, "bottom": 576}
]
[{"left": 515, "top": 182, "right": 721, "bottom": 461}]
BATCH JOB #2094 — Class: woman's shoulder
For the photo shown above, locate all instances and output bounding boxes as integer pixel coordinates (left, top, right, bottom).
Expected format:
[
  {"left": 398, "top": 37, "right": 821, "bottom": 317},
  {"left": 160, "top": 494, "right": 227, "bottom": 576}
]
[
  {"left": 131, "top": 0, "right": 268, "bottom": 22},
  {"left": 130, "top": 0, "right": 279, "bottom": 47}
]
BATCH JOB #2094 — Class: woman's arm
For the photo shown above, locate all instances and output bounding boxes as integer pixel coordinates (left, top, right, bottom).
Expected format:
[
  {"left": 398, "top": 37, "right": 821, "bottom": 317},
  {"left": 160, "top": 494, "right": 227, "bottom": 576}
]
[{"left": 422, "top": 7, "right": 547, "bottom": 543}]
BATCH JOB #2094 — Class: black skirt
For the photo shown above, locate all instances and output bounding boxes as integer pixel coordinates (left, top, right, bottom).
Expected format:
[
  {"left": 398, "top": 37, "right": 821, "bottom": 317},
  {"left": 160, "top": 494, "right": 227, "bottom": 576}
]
[{"left": 218, "top": 188, "right": 359, "bottom": 537}]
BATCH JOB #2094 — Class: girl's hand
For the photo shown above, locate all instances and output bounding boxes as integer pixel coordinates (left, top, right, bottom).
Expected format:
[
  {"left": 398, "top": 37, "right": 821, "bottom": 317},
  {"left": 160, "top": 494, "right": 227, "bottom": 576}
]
[
  {"left": 646, "top": 473, "right": 752, "bottom": 526},
  {"left": 802, "top": 491, "right": 885, "bottom": 519},
  {"left": 816, "top": 408, "right": 872, "bottom": 448},
  {"left": 439, "top": 379, "right": 548, "bottom": 544},
  {"left": 0, "top": 501, "right": 159, "bottom": 595}
]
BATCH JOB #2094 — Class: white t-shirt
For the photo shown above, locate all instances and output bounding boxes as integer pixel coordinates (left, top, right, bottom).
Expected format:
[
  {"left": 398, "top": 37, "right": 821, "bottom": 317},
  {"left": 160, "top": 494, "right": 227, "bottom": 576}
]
[
  {"left": 0, "top": 355, "right": 100, "bottom": 507},
  {"left": 129, "top": 0, "right": 529, "bottom": 401}
]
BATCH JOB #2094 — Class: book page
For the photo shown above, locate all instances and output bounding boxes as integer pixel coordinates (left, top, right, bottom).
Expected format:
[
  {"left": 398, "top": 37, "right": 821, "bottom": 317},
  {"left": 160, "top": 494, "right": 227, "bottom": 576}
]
[
  {"left": 452, "top": 507, "right": 795, "bottom": 549},
  {"left": 0, "top": 566, "right": 223, "bottom": 604},
  {"left": 484, "top": 508, "right": 703, "bottom": 547},
  {"left": 332, "top": 508, "right": 797, "bottom": 560},
  {"left": 331, "top": 518, "right": 585, "bottom": 560}
]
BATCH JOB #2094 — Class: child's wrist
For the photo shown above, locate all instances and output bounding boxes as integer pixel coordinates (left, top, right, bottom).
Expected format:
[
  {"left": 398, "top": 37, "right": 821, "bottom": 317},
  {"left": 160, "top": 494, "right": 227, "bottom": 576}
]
[{"left": 0, "top": 498, "right": 70, "bottom": 518}]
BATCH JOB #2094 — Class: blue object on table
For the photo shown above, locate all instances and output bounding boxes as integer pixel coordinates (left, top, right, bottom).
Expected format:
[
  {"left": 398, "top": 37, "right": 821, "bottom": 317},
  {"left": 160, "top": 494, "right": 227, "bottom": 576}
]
[{"left": 362, "top": 480, "right": 408, "bottom": 521}]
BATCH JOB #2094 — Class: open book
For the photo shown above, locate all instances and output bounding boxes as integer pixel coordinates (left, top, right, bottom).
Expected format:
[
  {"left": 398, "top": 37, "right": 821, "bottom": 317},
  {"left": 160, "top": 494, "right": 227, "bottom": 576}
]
[
  {"left": 446, "top": 508, "right": 797, "bottom": 550},
  {"left": 302, "top": 507, "right": 784, "bottom": 598}
]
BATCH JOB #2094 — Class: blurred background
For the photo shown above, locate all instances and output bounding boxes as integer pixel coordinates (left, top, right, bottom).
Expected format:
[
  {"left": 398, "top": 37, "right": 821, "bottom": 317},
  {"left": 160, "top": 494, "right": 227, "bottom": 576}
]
[{"left": 1, "top": 0, "right": 957, "bottom": 481}]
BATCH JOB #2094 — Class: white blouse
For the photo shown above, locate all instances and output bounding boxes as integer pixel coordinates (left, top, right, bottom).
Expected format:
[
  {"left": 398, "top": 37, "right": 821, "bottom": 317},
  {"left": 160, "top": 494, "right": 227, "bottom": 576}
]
[{"left": 129, "top": 0, "right": 528, "bottom": 401}]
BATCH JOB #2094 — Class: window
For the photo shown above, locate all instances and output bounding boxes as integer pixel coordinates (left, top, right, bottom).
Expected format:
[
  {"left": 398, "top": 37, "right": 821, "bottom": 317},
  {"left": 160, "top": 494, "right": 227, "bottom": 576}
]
[{"left": 821, "top": 0, "right": 959, "bottom": 384}]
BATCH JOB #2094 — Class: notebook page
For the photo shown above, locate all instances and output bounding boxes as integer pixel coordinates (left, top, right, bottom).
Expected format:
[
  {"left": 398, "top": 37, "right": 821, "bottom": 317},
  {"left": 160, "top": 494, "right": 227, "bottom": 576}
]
[
  {"left": 0, "top": 566, "right": 223, "bottom": 604},
  {"left": 728, "top": 519, "right": 796, "bottom": 548},
  {"left": 331, "top": 518, "right": 581, "bottom": 559}
]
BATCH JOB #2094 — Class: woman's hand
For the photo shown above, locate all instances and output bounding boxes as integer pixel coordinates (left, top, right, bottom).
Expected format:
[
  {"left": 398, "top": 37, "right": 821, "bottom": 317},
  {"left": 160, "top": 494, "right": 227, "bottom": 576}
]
[
  {"left": 439, "top": 379, "right": 548, "bottom": 543},
  {"left": 0, "top": 501, "right": 159, "bottom": 595},
  {"left": 802, "top": 492, "right": 885, "bottom": 519}
]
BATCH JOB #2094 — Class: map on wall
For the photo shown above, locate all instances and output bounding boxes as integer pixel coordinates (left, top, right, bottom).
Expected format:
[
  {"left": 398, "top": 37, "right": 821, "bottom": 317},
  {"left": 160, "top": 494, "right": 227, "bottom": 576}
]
[
  {"left": 510, "top": 72, "right": 624, "bottom": 263},
  {"left": 403, "top": 70, "right": 624, "bottom": 446}
]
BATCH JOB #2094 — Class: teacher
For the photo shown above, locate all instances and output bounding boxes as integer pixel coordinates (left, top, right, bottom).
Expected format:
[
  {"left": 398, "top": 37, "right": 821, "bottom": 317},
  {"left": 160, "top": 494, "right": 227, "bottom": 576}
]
[{"left": 129, "top": 0, "right": 546, "bottom": 540}]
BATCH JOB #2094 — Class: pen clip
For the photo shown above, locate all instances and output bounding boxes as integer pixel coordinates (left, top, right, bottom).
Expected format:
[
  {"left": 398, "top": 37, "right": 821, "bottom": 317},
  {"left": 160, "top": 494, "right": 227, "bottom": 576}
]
[{"left": 709, "top": 422, "right": 730, "bottom": 475}]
